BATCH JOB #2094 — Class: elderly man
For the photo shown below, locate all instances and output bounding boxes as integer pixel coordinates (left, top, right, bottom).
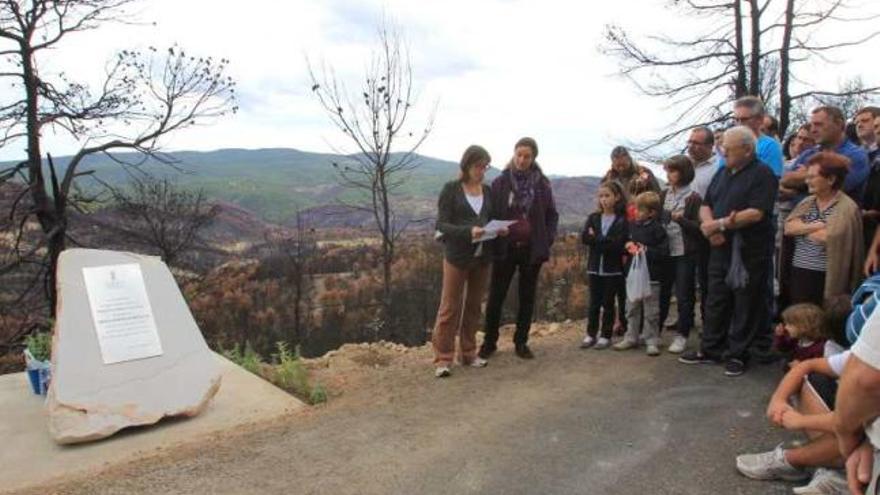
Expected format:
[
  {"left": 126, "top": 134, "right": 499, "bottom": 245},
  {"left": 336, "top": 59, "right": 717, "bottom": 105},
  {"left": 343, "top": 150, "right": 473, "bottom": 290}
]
[
  {"left": 679, "top": 126, "right": 778, "bottom": 377},
  {"left": 782, "top": 105, "right": 870, "bottom": 202}
]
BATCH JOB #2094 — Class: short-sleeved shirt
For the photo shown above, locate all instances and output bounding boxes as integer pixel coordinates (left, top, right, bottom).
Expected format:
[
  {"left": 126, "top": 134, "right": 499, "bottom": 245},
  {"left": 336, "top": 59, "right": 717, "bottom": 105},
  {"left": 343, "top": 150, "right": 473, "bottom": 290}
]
[
  {"left": 704, "top": 157, "right": 778, "bottom": 258},
  {"left": 793, "top": 140, "right": 870, "bottom": 201},
  {"left": 718, "top": 135, "right": 784, "bottom": 177},
  {"left": 851, "top": 307, "right": 880, "bottom": 447}
]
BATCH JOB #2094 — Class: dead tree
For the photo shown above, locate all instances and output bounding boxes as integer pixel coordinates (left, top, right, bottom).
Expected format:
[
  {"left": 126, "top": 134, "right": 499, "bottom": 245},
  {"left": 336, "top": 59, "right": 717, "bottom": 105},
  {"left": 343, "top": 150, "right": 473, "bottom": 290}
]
[
  {"left": 103, "top": 175, "right": 218, "bottom": 267},
  {"left": 307, "top": 21, "right": 434, "bottom": 337},
  {"left": 0, "top": 0, "right": 237, "bottom": 312},
  {"left": 602, "top": 0, "right": 880, "bottom": 150},
  {"left": 266, "top": 211, "right": 315, "bottom": 345}
]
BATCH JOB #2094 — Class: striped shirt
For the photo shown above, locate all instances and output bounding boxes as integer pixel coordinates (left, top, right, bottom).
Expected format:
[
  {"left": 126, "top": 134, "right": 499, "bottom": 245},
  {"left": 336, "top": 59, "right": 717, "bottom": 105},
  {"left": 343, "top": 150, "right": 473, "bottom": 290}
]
[{"left": 792, "top": 198, "right": 837, "bottom": 272}]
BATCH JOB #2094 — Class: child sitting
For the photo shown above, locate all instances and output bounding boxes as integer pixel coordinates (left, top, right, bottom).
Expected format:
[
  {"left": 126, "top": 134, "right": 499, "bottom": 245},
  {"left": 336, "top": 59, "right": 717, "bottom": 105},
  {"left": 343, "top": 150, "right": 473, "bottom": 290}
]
[
  {"left": 774, "top": 303, "right": 827, "bottom": 366},
  {"left": 614, "top": 191, "right": 669, "bottom": 356}
]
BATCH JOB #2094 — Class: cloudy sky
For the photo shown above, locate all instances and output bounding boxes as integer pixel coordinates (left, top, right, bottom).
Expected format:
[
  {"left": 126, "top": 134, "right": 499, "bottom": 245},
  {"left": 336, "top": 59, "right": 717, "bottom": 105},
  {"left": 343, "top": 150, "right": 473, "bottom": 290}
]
[{"left": 3, "top": 0, "right": 878, "bottom": 177}]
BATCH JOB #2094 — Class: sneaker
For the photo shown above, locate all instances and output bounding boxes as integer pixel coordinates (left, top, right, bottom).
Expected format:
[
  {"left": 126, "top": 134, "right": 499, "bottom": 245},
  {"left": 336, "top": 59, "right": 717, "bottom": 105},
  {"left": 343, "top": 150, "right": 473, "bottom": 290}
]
[
  {"left": 678, "top": 350, "right": 720, "bottom": 365},
  {"left": 478, "top": 344, "right": 496, "bottom": 360},
  {"left": 613, "top": 339, "right": 638, "bottom": 351},
  {"left": 594, "top": 337, "right": 611, "bottom": 350},
  {"left": 434, "top": 366, "right": 451, "bottom": 378},
  {"left": 668, "top": 335, "right": 687, "bottom": 354},
  {"left": 646, "top": 344, "right": 660, "bottom": 356},
  {"left": 735, "top": 444, "right": 809, "bottom": 481},
  {"left": 515, "top": 344, "right": 535, "bottom": 359},
  {"left": 792, "top": 468, "right": 849, "bottom": 494},
  {"left": 468, "top": 357, "right": 488, "bottom": 368},
  {"left": 580, "top": 335, "right": 595, "bottom": 349},
  {"left": 725, "top": 358, "right": 746, "bottom": 377}
]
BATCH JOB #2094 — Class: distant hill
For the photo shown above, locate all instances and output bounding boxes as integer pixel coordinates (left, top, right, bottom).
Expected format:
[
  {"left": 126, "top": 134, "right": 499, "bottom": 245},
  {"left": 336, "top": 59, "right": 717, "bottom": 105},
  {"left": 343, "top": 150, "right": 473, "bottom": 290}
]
[{"left": 5, "top": 148, "right": 602, "bottom": 229}]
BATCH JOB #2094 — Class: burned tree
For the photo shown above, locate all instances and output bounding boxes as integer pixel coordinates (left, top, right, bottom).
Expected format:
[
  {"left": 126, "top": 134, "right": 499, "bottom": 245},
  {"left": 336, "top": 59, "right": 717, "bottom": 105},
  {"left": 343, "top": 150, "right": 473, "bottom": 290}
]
[
  {"left": 103, "top": 175, "right": 218, "bottom": 267},
  {"left": 308, "top": 21, "right": 433, "bottom": 337},
  {"left": 0, "top": 0, "right": 237, "bottom": 312},
  {"left": 602, "top": 0, "right": 880, "bottom": 150}
]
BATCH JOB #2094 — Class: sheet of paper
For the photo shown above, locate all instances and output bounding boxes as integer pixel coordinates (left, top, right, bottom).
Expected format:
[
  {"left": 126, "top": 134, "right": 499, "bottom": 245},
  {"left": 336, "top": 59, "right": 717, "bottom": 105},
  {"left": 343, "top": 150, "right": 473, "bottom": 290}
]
[
  {"left": 473, "top": 219, "right": 519, "bottom": 243},
  {"left": 82, "top": 263, "right": 163, "bottom": 365}
]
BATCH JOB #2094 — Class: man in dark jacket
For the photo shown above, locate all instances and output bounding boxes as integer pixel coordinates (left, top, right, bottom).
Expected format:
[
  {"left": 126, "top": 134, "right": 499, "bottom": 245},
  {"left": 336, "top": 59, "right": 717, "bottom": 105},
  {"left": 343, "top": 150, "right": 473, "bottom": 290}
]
[
  {"left": 679, "top": 126, "right": 778, "bottom": 377},
  {"left": 479, "top": 137, "right": 559, "bottom": 360}
]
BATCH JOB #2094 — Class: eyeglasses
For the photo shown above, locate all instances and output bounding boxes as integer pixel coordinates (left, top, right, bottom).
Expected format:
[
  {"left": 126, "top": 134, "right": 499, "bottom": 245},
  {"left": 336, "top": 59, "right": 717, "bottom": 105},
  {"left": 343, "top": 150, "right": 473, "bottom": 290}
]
[
  {"left": 733, "top": 115, "right": 757, "bottom": 123},
  {"left": 686, "top": 140, "right": 709, "bottom": 146}
]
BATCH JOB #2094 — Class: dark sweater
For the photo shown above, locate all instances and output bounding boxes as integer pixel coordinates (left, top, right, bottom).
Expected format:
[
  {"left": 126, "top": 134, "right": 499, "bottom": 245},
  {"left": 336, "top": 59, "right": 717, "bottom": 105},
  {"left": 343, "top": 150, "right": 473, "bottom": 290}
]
[
  {"left": 627, "top": 218, "right": 669, "bottom": 282},
  {"left": 582, "top": 212, "right": 628, "bottom": 275},
  {"left": 435, "top": 180, "right": 492, "bottom": 269},
  {"left": 489, "top": 167, "right": 559, "bottom": 264}
]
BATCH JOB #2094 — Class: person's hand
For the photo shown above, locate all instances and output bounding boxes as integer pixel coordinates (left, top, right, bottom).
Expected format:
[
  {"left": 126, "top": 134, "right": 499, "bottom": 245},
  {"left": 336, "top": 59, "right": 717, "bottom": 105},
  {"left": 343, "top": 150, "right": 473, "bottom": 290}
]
[
  {"left": 781, "top": 409, "right": 805, "bottom": 431},
  {"left": 625, "top": 241, "right": 640, "bottom": 255},
  {"left": 866, "top": 248, "right": 880, "bottom": 277},
  {"left": 587, "top": 227, "right": 595, "bottom": 237},
  {"left": 709, "top": 233, "right": 726, "bottom": 247},
  {"left": 700, "top": 220, "right": 717, "bottom": 238},
  {"left": 671, "top": 211, "right": 684, "bottom": 221},
  {"left": 498, "top": 227, "right": 509, "bottom": 237},
  {"left": 789, "top": 359, "right": 801, "bottom": 368},
  {"left": 774, "top": 323, "right": 786, "bottom": 337},
  {"left": 767, "top": 398, "right": 793, "bottom": 426},
  {"left": 808, "top": 228, "right": 828, "bottom": 244},
  {"left": 471, "top": 226, "right": 485, "bottom": 240},
  {"left": 845, "top": 440, "right": 874, "bottom": 495},
  {"left": 779, "top": 187, "right": 797, "bottom": 200}
]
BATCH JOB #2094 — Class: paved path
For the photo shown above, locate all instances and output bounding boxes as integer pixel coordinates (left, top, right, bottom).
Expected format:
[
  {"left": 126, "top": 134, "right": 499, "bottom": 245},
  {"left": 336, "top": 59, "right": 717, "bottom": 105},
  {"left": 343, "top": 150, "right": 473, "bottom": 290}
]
[{"left": 17, "top": 325, "right": 800, "bottom": 495}]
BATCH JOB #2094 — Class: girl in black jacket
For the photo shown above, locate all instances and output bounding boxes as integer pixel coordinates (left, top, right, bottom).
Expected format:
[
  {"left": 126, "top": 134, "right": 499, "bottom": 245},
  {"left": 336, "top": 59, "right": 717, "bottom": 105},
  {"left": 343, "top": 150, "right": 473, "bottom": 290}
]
[{"left": 581, "top": 181, "right": 628, "bottom": 349}]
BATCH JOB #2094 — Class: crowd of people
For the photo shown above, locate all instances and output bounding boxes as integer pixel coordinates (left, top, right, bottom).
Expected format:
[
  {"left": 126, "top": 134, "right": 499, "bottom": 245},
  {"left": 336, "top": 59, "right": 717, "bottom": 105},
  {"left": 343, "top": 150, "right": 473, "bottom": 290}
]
[{"left": 431, "top": 97, "right": 880, "bottom": 494}]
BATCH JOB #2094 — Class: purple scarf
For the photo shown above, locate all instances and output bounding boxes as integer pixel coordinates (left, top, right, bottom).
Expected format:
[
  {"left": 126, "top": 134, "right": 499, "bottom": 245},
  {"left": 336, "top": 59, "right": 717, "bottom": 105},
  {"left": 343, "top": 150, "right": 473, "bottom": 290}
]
[{"left": 510, "top": 166, "right": 540, "bottom": 213}]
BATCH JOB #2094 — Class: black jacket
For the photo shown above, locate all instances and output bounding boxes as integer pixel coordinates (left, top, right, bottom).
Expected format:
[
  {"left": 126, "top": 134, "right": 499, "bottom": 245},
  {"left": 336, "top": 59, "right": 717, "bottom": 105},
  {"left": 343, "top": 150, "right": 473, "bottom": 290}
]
[
  {"left": 627, "top": 218, "right": 669, "bottom": 282},
  {"left": 659, "top": 189, "right": 704, "bottom": 255},
  {"left": 582, "top": 212, "right": 628, "bottom": 275},
  {"left": 436, "top": 180, "right": 492, "bottom": 269}
]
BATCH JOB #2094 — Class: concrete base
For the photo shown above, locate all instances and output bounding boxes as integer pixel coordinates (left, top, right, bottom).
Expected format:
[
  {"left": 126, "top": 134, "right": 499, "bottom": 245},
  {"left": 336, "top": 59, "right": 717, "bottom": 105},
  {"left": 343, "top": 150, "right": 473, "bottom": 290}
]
[{"left": 0, "top": 354, "right": 303, "bottom": 493}]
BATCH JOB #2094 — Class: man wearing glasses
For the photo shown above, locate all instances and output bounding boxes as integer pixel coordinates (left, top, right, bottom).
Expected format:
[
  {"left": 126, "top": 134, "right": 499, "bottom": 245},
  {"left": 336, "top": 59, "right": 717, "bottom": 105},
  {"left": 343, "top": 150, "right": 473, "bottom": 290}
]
[{"left": 720, "top": 96, "right": 784, "bottom": 178}]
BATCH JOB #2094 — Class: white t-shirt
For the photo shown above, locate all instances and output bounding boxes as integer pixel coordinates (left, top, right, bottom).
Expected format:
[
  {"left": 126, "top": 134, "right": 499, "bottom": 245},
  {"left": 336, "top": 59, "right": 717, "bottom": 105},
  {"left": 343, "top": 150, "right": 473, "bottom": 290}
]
[
  {"left": 851, "top": 308, "right": 880, "bottom": 447},
  {"left": 690, "top": 154, "right": 719, "bottom": 199},
  {"left": 466, "top": 194, "right": 483, "bottom": 215},
  {"left": 828, "top": 351, "right": 851, "bottom": 377}
]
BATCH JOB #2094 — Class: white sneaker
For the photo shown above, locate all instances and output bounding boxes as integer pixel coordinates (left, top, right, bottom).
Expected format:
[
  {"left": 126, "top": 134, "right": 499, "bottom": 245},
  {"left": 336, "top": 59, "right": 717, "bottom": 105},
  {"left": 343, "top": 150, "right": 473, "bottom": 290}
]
[
  {"left": 613, "top": 339, "right": 638, "bottom": 351},
  {"left": 792, "top": 468, "right": 849, "bottom": 494},
  {"left": 469, "top": 357, "right": 488, "bottom": 368},
  {"left": 594, "top": 337, "right": 611, "bottom": 350},
  {"left": 668, "top": 335, "right": 687, "bottom": 354},
  {"left": 434, "top": 366, "right": 451, "bottom": 378},
  {"left": 580, "top": 335, "right": 595, "bottom": 349},
  {"left": 735, "top": 444, "right": 809, "bottom": 481},
  {"left": 646, "top": 344, "right": 660, "bottom": 356}
]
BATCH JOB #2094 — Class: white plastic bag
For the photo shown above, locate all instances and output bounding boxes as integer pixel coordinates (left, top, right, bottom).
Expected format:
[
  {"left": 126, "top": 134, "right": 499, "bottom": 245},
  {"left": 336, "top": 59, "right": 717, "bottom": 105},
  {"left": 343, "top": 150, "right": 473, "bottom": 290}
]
[{"left": 626, "top": 251, "right": 652, "bottom": 303}]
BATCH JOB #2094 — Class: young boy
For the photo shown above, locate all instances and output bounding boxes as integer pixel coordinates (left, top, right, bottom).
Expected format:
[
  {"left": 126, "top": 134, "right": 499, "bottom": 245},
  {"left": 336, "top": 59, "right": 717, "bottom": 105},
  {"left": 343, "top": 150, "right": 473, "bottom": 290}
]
[{"left": 614, "top": 191, "right": 669, "bottom": 356}]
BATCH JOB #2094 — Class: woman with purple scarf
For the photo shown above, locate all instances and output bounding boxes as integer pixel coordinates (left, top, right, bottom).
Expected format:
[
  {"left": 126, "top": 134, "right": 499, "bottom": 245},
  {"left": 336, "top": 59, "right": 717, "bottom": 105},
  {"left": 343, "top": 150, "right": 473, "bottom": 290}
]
[{"left": 479, "top": 137, "right": 559, "bottom": 360}]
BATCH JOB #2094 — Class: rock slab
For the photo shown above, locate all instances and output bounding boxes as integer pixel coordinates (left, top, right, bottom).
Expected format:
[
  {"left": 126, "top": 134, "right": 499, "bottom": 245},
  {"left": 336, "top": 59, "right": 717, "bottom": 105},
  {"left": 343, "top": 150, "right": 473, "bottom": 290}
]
[{"left": 48, "top": 249, "right": 221, "bottom": 444}]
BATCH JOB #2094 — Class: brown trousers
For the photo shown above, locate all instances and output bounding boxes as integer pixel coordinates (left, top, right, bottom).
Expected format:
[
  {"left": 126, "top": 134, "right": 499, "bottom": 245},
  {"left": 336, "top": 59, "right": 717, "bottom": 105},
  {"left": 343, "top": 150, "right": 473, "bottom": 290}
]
[{"left": 432, "top": 259, "right": 490, "bottom": 366}]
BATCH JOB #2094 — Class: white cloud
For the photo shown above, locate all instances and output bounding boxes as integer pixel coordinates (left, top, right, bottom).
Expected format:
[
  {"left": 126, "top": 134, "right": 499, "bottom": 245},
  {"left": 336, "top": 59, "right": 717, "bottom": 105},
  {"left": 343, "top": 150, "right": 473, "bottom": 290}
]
[{"left": 0, "top": 0, "right": 877, "bottom": 178}]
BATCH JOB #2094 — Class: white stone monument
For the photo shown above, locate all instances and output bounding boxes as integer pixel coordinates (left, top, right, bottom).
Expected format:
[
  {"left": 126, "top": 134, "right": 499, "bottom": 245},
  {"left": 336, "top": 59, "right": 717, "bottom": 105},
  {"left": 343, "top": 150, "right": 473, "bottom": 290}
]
[{"left": 48, "top": 249, "right": 222, "bottom": 444}]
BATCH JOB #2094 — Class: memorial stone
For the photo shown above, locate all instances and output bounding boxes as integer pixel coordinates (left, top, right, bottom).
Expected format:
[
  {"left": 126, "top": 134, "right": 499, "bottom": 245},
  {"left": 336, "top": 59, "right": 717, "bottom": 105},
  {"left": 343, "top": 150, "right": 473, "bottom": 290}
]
[{"left": 48, "top": 249, "right": 222, "bottom": 444}]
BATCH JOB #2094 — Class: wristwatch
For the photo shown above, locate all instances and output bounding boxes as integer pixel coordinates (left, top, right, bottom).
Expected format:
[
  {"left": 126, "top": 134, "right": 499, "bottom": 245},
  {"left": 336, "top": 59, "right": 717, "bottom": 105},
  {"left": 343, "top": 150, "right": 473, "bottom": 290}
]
[{"left": 718, "top": 218, "right": 726, "bottom": 232}]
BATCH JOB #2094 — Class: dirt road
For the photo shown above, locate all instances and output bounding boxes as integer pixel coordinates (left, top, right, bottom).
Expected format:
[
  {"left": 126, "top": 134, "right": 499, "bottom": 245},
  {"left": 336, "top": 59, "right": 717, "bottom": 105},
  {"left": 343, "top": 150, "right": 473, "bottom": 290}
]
[{"left": 20, "top": 322, "right": 796, "bottom": 494}]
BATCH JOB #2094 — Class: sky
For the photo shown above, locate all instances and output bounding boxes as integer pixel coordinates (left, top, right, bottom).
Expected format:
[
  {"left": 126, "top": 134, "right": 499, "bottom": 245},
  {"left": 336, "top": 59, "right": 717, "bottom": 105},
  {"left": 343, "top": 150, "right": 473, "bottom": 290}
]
[{"left": 2, "top": 0, "right": 878, "bottom": 177}]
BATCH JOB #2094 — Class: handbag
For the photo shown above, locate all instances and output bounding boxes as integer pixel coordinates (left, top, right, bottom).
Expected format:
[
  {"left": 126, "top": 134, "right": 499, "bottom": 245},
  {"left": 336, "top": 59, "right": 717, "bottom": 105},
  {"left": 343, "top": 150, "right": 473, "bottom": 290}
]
[
  {"left": 725, "top": 233, "right": 749, "bottom": 290},
  {"left": 626, "top": 251, "right": 652, "bottom": 302}
]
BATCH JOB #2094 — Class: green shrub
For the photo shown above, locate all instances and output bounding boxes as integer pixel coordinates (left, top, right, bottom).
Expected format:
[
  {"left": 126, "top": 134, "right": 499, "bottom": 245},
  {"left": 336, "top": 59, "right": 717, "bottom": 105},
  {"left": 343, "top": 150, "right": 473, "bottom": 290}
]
[
  {"left": 223, "top": 342, "right": 262, "bottom": 375},
  {"left": 25, "top": 332, "right": 52, "bottom": 362},
  {"left": 272, "top": 342, "right": 311, "bottom": 397},
  {"left": 309, "top": 383, "right": 327, "bottom": 405}
]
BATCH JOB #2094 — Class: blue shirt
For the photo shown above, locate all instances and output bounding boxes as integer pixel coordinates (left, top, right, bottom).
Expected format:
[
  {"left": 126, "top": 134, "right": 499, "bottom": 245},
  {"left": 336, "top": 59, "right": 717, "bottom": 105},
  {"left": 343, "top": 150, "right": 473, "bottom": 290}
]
[
  {"left": 792, "top": 140, "right": 870, "bottom": 201},
  {"left": 718, "top": 135, "right": 784, "bottom": 177}
]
